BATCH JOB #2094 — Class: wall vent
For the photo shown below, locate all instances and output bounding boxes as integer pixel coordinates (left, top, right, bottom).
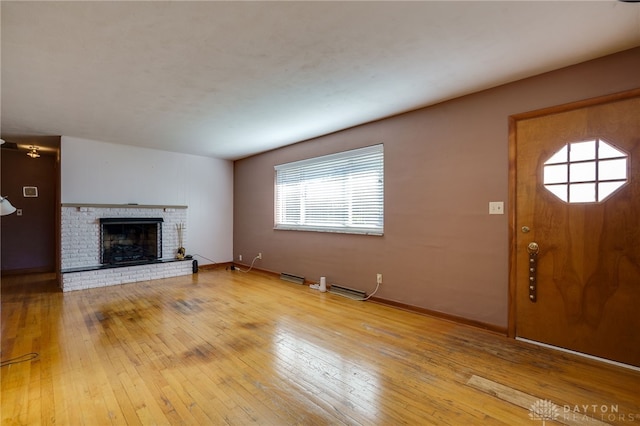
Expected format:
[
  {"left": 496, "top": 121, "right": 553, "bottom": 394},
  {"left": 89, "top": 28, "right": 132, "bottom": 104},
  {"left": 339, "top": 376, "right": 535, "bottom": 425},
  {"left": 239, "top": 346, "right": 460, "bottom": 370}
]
[
  {"left": 329, "top": 284, "right": 367, "bottom": 300},
  {"left": 280, "top": 272, "right": 305, "bottom": 285}
]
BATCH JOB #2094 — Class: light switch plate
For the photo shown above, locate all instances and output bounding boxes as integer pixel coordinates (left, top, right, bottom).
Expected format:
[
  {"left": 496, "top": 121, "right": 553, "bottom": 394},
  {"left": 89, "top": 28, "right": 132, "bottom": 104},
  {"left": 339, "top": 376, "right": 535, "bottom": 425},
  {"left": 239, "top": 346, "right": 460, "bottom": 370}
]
[
  {"left": 489, "top": 201, "right": 504, "bottom": 215},
  {"left": 23, "top": 186, "right": 38, "bottom": 197}
]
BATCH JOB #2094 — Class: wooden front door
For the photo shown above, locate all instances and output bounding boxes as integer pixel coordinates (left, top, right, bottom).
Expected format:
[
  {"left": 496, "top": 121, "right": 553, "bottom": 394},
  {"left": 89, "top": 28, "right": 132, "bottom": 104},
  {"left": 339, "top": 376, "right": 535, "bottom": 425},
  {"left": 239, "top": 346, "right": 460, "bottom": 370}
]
[{"left": 511, "top": 90, "right": 640, "bottom": 367}]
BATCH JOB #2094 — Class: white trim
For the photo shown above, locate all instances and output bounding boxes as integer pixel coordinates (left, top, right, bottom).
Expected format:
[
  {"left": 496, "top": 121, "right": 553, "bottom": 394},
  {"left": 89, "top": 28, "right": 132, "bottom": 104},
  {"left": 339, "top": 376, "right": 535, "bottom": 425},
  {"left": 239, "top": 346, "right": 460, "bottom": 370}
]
[
  {"left": 274, "top": 224, "right": 383, "bottom": 236},
  {"left": 516, "top": 337, "right": 640, "bottom": 372}
]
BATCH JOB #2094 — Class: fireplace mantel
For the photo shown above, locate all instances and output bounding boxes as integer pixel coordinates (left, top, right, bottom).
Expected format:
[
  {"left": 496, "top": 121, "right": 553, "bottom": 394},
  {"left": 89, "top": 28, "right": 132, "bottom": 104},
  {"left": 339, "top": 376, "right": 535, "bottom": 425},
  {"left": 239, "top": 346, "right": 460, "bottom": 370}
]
[{"left": 62, "top": 203, "right": 187, "bottom": 209}]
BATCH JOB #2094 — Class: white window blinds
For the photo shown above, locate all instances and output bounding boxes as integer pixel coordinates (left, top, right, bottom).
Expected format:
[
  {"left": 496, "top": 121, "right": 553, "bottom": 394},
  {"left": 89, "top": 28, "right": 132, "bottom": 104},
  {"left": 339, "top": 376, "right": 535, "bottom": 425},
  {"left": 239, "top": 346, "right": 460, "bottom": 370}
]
[{"left": 275, "top": 144, "right": 384, "bottom": 235}]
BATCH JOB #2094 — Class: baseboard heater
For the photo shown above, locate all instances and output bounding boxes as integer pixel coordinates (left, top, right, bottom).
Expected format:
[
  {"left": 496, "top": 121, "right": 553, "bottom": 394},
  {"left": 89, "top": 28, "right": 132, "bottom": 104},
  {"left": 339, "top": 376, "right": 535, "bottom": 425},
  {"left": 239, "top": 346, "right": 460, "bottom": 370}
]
[
  {"left": 280, "top": 272, "right": 305, "bottom": 285},
  {"left": 329, "top": 284, "right": 367, "bottom": 300}
]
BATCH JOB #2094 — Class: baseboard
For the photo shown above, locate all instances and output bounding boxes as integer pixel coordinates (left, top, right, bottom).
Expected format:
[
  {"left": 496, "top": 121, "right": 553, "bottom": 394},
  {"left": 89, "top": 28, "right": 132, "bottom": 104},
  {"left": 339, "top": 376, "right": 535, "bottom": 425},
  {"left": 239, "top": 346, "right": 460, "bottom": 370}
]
[
  {"left": 369, "top": 297, "right": 508, "bottom": 335},
  {"left": 229, "top": 264, "right": 311, "bottom": 281},
  {"left": 1, "top": 266, "right": 55, "bottom": 276},
  {"left": 198, "top": 262, "right": 232, "bottom": 271},
  {"left": 220, "top": 265, "right": 507, "bottom": 335}
]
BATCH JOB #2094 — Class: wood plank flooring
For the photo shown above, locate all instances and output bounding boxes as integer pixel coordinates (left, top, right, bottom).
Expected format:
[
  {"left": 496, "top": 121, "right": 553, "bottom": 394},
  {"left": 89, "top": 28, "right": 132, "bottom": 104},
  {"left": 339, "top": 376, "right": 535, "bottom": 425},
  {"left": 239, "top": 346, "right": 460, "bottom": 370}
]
[{"left": 2, "top": 270, "right": 639, "bottom": 425}]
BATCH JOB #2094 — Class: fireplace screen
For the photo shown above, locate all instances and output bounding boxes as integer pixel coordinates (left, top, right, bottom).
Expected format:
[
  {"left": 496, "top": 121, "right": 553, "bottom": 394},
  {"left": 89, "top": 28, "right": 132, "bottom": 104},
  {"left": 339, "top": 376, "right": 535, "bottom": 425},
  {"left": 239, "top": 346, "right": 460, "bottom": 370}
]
[{"left": 100, "top": 218, "right": 163, "bottom": 264}]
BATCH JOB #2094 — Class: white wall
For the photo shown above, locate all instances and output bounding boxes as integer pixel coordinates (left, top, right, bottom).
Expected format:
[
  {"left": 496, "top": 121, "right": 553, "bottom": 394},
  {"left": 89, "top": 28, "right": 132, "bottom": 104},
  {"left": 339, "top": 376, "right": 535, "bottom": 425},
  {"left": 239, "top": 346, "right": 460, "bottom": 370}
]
[{"left": 61, "top": 136, "right": 233, "bottom": 265}]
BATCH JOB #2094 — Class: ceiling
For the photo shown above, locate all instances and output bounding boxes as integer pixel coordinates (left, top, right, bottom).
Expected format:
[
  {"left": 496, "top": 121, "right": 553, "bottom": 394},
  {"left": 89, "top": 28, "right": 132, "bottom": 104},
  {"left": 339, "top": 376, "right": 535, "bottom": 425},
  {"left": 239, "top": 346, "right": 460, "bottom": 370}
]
[{"left": 2, "top": 1, "right": 639, "bottom": 161}]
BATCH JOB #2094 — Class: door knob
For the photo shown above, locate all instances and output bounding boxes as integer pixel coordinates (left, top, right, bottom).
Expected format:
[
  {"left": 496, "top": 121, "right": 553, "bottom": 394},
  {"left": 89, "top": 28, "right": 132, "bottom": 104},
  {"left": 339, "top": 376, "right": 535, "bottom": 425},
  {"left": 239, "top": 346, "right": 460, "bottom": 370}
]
[{"left": 527, "top": 242, "right": 539, "bottom": 254}]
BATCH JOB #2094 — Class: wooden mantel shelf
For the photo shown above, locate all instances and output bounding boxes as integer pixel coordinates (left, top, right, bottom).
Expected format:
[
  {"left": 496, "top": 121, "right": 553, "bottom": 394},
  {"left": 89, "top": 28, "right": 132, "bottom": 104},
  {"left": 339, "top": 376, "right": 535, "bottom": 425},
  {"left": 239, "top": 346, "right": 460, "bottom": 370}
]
[{"left": 61, "top": 203, "right": 188, "bottom": 209}]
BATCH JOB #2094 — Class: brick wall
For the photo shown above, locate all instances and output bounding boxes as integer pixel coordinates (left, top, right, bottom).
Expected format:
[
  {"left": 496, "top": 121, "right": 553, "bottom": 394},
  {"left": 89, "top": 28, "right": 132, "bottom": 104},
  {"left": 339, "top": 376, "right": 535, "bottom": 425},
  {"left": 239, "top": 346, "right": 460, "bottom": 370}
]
[{"left": 60, "top": 205, "right": 192, "bottom": 291}]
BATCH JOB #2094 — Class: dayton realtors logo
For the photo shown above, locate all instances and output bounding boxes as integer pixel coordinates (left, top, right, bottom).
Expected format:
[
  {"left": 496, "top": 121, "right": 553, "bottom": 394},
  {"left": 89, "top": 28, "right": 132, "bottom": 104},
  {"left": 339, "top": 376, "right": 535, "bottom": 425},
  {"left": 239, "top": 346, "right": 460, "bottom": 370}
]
[
  {"left": 529, "top": 399, "right": 639, "bottom": 424},
  {"left": 562, "top": 404, "right": 638, "bottom": 422},
  {"left": 529, "top": 400, "right": 560, "bottom": 425}
]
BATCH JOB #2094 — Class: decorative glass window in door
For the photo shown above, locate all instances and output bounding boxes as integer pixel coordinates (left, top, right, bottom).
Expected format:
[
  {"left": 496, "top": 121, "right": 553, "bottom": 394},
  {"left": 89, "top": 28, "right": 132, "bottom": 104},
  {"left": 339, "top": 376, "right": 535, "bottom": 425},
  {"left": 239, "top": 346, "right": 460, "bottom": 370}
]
[{"left": 543, "top": 139, "right": 628, "bottom": 203}]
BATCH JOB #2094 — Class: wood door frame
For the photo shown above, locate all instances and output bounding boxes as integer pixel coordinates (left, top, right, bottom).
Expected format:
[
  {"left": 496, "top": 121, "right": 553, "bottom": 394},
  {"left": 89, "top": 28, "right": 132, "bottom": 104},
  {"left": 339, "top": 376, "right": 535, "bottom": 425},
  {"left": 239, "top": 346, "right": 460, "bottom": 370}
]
[{"left": 507, "top": 88, "right": 640, "bottom": 338}]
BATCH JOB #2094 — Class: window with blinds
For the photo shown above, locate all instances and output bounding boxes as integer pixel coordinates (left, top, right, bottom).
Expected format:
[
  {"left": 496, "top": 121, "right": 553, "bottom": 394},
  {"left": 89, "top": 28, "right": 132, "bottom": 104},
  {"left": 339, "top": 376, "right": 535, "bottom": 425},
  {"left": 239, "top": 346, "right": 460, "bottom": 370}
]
[{"left": 274, "top": 144, "right": 384, "bottom": 235}]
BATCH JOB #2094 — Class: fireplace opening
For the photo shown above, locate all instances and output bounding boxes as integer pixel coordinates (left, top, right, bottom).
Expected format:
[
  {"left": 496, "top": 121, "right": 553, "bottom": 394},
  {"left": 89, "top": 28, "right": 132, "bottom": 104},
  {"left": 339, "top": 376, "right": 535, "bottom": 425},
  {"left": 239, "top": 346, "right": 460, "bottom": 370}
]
[{"left": 100, "top": 218, "right": 163, "bottom": 265}]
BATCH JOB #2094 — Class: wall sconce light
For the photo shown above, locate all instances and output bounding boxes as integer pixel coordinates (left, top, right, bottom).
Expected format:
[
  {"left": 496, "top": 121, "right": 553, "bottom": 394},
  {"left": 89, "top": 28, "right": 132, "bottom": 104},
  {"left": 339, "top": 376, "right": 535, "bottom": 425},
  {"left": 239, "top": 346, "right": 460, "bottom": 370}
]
[
  {"left": 1, "top": 196, "right": 17, "bottom": 216},
  {"left": 27, "top": 146, "right": 41, "bottom": 158}
]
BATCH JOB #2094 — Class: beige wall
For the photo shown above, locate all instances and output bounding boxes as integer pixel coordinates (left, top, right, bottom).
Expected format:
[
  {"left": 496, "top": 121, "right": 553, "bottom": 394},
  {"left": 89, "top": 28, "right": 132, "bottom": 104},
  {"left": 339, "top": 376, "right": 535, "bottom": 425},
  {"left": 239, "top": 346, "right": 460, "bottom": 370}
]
[{"left": 233, "top": 47, "right": 640, "bottom": 330}]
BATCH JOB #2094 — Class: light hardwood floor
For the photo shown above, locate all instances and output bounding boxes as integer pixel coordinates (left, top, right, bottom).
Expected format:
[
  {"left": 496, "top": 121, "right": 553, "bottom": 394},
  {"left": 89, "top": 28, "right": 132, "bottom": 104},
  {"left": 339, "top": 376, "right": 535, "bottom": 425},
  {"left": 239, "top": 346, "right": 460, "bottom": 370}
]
[{"left": 2, "top": 269, "right": 639, "bottom": 425}]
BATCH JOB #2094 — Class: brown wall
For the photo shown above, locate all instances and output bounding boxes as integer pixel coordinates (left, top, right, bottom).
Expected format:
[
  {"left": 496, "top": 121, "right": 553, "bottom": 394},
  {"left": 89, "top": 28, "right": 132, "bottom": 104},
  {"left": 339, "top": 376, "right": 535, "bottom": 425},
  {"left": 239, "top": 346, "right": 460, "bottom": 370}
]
[
  {"left": 1, "top": 142, "right": 59, "bottom": 273},
  {"left": 234, "top": 47, "right": 640, "bottom": 330}
]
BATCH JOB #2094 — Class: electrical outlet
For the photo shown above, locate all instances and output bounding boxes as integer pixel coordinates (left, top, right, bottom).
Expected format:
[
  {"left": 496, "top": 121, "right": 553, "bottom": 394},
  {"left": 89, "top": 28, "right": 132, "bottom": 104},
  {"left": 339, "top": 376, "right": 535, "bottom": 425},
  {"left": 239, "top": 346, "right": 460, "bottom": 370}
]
[
  {"left": 239, "top": 254, "right": 242, "bottom": 261},
  {"left": 377, "top": 273, "right": 383, "bottom": 285},
  {"left": 258, "top": 252, "right": 262, "bottom": 260}
]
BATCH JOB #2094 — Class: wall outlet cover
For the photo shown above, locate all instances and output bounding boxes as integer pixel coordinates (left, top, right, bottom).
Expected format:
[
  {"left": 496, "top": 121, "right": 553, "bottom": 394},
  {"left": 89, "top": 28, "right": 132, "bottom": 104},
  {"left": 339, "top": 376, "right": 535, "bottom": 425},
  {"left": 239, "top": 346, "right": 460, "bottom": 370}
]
[{"left": 489, "top": 201, "right": 504, "bottom": 215}]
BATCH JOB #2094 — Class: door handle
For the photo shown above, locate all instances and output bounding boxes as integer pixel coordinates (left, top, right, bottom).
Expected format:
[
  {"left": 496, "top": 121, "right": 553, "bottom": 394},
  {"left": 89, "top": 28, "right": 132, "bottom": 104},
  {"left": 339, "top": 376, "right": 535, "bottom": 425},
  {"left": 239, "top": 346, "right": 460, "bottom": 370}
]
[{"left": 527, "top": 242, "right": 539, "bottom": 302}]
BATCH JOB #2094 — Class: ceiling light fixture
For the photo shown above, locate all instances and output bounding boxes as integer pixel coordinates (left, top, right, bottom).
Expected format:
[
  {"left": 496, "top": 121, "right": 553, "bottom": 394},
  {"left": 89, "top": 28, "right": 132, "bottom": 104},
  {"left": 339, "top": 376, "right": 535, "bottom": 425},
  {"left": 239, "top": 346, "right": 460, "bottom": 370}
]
[
  {"left": 0, "top": 196, "right": 17, "bottom": 216},
  {"left": 27, "top": 146, "right": 40, "bottom": 158}
]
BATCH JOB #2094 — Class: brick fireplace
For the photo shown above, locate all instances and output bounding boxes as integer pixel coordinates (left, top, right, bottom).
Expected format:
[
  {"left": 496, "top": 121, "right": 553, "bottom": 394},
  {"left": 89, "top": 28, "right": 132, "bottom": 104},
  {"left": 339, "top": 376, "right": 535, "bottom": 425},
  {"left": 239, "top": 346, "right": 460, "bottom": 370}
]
[{"left": 60, "top": 204, "right": 193, "bottom": 291}]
